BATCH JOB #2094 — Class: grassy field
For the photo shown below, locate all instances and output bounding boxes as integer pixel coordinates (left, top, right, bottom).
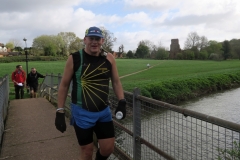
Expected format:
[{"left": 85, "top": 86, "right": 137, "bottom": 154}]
[
  {"left": 1, "top": 59, "right": 240, "bottom": 83},
  {"left": 0, "top": 61, "right": 67, "bottom": 76},
  {"left": 2, "top": 59, "right": 239, "bottom": 80},
  {"left": 119, "top": 60, "right": 240, "bottom": 89},
  {"left": 1, "top": 59, "right": 240, "bottom": 100}
]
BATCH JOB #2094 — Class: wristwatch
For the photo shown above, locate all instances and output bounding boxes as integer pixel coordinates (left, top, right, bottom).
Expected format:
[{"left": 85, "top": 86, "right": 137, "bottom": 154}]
[{"left": 56, "top": 108, "right": 65, "bottom": 113}]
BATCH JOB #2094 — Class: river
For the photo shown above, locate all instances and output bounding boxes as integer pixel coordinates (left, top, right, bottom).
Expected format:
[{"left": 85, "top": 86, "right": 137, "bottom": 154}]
[
  {"left": 179, "top": 87, "right": 240, "bottom": 123},
  {"left": 113, "top": 87, "right": 240, "bottom": 160}
]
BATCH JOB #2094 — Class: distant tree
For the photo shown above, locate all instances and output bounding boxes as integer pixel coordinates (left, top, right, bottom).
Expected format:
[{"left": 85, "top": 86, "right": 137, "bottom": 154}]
[
  {"left": 139, "top": 40, "right": 154, "bottom": 57},
  {"left": 191, "top": 46, "right": 200, "bottom": 59},
  {"left": 6, "top": 42, "right": 14, "bottom": 50},
  {"left": 202, "top": 40, "right": 222, "bottom": 56},
  {"left": 14, "top": 46, "right": 23, "bottom": 52},
  {"left": 183, "top": 50, "right": 194, "bottom": 60},
  {"left": 135, "top": 43, "right": 149, "bottom": 58},
  {"left": 176, "top": 53, "right": 183, "bottom": 60},
  {"left": 198, "top": 36, "right": 209, "bottom": 51},
  {"left": 184, "top": 32, "right": 200, "bottom": 49},
  {"left": 32, "top": 35, "right": 65, "bottom": 56},
  {"left": 155, "top": 47, "right": 169, "bottom": 59},
  {"left": 122, "top": 52, "right": 126, "bottom": 57},
  {"left": 229, "top": 39, "right": 240, "bottom": 59},
  {"left": 140, "top": 40, "right": 154, "bottom": 49},
  {"left": 58, "top": 32, "right": 77, "bottom": 55},
  {"left": 69, "top": 37, "right": 84, "bottom": 53},
  {"left": 9, "top": 39, "right": 22, "bottom": 48},
  {"left": 199, "top": 50, "right": 208, "bottom": 60},
  {"left": 100, "top": 27, "right": 117, "bottom": 52},
  {"left": 50, "top": 35, "right": 65, "bottom": 55},
  {"left": 234, "top": 46, "right": 240, "bottom": 60},
  {"left": 126, "top": 50, "right": 134, "bottom": 58},
  {"left": 209, "top": 53, "right": 221, "bottom": 61},
  {"left": 33, "top": 35, "right": 53, "bottom": 54},
  {"left": 44, "top": 43, "right": 57, "bottom": 56},
  {"left": 221, "top": 40, "right": 231, "bottom": 60}
]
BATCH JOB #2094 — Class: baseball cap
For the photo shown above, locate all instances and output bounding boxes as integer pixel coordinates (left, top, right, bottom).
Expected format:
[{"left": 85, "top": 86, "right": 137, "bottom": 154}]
[{"left": 85, "top": 26, "right": 103, "bottom": 38}]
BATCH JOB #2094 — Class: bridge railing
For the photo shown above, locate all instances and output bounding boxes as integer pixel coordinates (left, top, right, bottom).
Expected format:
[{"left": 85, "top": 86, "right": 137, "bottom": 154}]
[
  {"left": 39, "top": 74, "right": 240, "bottom": 160},
  {"left": 0, "top": 75, "right": 9, "bottom": 145}
]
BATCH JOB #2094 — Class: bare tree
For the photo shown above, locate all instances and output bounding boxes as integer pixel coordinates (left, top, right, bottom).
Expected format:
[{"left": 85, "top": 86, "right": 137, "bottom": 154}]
[
  {"left": 184, "top": 32, "right": 200, "bottom": 49},
  {"left": 9, "top": 39, "right": 22, "bottom": 48},
  {"left": 156, "top": 41, "right": 163, "bottom": 49},
  {"left": 198, "top": 36, "right": 209, "bottom": 51},
  {"left": 100, "top": 27, "right": 117, "bottom": 52}
]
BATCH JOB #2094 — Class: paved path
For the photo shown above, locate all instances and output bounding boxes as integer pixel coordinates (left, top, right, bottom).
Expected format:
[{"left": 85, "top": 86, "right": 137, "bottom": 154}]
[
  {"left": 0, "top": 98, "right": 96, "bottom": 160},
  {"left": 0, "top": 64, "right": 161, "bottom": 160},
  {"left": 119, "top": 63, "right": 160, "bottom": 79}
]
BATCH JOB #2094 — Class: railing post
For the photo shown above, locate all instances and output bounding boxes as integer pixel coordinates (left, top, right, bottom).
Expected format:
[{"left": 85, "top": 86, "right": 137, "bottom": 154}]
[
  {"left": 0, "top": 77, "right": 3, "bottom": 145},
  {"left": 57, "top": 73, "right": 61, "bottom": 90},
  {"left": 50, "top": 73, "right": 53, "bottom": 101},
  {"left": 4, "top": 75, "right": 9, "bottom": 120},
  {"left": 40, "top": 73, "right": 47, "bottom": 97},
  {"left": 133, "top": 87, "right": 141, "bottom": 160}
]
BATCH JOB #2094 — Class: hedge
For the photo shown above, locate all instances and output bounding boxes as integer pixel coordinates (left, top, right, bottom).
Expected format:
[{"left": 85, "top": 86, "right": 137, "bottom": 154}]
[
  {"left": 0, "top": 56, "right": 67, "bottom": 63},
  {"left": 125, "top": 72, "right": 240, "bottom": 104}
]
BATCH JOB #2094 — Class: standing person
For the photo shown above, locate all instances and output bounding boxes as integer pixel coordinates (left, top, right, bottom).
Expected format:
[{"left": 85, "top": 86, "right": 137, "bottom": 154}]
[
  {"left": 147, "top": 63, "right": 150, "bottom": 68},
  {"left": 55, "top": 26, "right": 126, "bottom": 160},
  {"left": 11, "top": 65, "right": 26, "bottom": 99},
  {"left": 26, "top": 68, "right": 45, "bottom": 98}
]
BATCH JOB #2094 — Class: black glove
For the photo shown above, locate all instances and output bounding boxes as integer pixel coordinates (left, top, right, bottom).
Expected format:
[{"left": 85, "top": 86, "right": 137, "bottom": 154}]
[
  {"left": 55, "top": 112, "right": 66, "bottom": 133},
  {"left": 115, "top": 99, "right": 127, "bottom": 119}
]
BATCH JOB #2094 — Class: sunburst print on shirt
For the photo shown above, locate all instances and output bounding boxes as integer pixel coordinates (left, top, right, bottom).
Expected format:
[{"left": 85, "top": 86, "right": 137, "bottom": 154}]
[{"left": 80, "top": 61, "right": 110, "bottom": 111}]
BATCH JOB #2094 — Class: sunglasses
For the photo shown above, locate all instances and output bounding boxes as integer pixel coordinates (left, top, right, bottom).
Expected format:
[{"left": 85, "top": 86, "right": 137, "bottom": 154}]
[{"left": 88, "top": 36, "right": 101, "bottom": 41}]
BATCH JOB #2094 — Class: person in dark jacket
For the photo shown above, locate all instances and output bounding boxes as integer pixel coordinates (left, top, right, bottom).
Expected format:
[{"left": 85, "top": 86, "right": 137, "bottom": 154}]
[{"left": 26, "top": 67, "right": 45, "bottom": 98}]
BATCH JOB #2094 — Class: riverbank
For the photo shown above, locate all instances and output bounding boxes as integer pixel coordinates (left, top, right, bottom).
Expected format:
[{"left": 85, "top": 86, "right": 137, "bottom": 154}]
[{"left": 136, "top": 71, "right": 240, "bottom": 104}]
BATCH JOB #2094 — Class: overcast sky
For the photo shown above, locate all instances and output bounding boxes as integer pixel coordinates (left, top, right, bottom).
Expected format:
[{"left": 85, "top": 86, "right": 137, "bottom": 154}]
[{"left": 1, "top": 0, "right": 240, "bottom": 52}]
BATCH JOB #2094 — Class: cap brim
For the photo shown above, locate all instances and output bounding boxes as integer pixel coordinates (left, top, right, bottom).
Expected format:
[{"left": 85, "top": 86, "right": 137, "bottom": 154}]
[{"left": 86, "top": 34, "right": 103, "bottom": 38}]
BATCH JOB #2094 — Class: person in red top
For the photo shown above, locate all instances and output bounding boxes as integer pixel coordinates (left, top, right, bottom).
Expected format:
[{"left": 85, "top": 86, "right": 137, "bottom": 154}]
[{"left": 11, "top": 65, "right": 26, "bottom": 99}]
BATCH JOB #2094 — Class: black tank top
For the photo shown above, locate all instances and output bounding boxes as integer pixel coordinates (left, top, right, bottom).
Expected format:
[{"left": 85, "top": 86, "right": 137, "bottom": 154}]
[{"left": 71, "top": 49, "right": 112, "bottom": 112}]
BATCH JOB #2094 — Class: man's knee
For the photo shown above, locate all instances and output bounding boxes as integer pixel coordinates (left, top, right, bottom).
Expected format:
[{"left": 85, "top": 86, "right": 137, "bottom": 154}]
[
  {"left": 80, "top": 144, "right": 94, "bottom": 159},
  {"left": 98, "top": 138, "right": 114, "bottom": 157}
]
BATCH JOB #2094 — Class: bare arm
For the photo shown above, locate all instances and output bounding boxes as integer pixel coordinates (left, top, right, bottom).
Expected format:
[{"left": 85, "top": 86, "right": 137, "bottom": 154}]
[
  {"left": 57, "top": 55, "right": 74, "bottom": 109},
  {"left": 107, "top": 53, "right": 124, "bottom": 100}
]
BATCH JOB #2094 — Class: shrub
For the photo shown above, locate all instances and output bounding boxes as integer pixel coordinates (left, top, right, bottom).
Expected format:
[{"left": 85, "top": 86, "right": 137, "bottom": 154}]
[
  {"left": 209, "top": 53, "right": 222, "bottom": 61},
  {"left": 134, "top": 72, "right": 240, "bottom": 104},
  {"left": 218, "top": 141, "right": 240, "bottom": 160}
]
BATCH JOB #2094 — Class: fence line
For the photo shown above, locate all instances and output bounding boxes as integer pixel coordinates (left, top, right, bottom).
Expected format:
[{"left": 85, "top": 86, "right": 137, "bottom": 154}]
[
  {"left": 0, "top": 75, "right": 9, "bottom": 145},
  {"left": 39, "top": 74, "right": 240, "bottom": 160}
]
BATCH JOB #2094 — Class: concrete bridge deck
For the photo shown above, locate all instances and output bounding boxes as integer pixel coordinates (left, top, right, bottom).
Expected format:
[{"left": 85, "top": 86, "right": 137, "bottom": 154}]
[{"left": 0, "top": 98, "right": 90, "bottom": 160}]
